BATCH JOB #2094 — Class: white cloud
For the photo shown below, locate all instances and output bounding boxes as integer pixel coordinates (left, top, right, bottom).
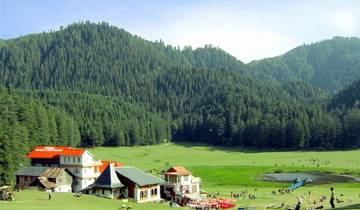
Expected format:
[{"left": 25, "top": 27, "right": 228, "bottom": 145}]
[
  {"left": 120, "top": 1, "right": 360, "bottom": 63},
  {"left": 158, "top": 7, "right": 297, "bottom": 63},
  {"left": 331, "top": 10, "right": 359, "bottom": 35}
]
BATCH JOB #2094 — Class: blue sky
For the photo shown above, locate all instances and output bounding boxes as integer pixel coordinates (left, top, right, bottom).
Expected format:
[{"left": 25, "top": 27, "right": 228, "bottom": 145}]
[{"left": 1, "top": 0, "right": 360, "bottom": 62}]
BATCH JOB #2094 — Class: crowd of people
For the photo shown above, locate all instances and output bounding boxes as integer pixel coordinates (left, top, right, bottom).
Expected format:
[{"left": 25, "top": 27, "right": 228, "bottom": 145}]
[{"left": 230, "top": 189, "right": 256, "bottom": 200}]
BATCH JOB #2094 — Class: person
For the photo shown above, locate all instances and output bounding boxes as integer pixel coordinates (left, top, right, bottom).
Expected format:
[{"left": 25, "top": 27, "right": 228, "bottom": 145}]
[
  {"left": 298, "top": 196, "right": 303, "bottom": 204},
  {"left": 330, "top": 187, "right": 335, "bottom": 208},
  {"left": 47, "top": 189, "right": 52, "bottom": 200},
  {"left": 295, "top": 202, "right": 301, "bottom": 210}
]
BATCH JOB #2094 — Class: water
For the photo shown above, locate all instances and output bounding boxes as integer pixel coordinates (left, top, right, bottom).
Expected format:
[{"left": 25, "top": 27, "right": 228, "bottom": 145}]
[{"left": 263, "top": 172, "right": 360, "bottom": 184}]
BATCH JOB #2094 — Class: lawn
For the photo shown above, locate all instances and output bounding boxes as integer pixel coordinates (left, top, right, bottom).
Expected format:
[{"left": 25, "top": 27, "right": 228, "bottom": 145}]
[{"left": 2, "top": 143, "right": 360, "bottom": 209}]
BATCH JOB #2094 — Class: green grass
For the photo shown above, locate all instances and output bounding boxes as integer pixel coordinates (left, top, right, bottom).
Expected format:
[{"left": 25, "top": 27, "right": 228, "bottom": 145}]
[
  {"left": 90, "top": 143, "right": 360, "bottom": 170},
  {"left": 3, "top": 143, "right": 360, "bottom": 209}
]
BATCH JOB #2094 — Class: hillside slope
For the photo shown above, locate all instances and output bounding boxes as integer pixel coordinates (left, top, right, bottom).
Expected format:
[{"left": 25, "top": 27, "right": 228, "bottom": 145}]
[
  {"left": 331, "top": 79, "right": 360, "bottom": 109},
  {"left": 250, "top": 37, "right": 360, "bottom": 94},
  {"left": 0, "top": 87, "right": 80, "bottom": 185},
  {"left": 0, "top": 22, "right": 358, "bottom": 151}
]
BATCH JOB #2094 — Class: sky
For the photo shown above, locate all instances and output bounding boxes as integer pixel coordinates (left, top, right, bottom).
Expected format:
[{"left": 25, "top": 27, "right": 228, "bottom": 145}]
[{"left": 1, "top": 0, "right": 360, "bottom": 63}]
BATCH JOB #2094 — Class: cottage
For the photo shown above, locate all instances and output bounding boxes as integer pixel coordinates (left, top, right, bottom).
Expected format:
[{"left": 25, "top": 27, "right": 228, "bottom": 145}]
[
  {"left": 27, "top": 146, "right": 102, "bottom": 192},
  {"left": 15, "top": 166, "right": 49, "bottom": 189},
  {"left": 161, "top": 166, "right": 201, "bottom": 203},
  {"left": 115, "top": 166, "right": 164, "bottom": 203},
  {"left": 15, "top": 166, "right": 73, "bottom": 192},
  {"left": 84, "top": 164, "right": 124, "bottom": 199}
]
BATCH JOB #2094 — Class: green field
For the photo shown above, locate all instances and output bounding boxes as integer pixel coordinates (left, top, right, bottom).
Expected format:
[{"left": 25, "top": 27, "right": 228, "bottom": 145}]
[{"left": 2, "top": 143, "right": 360, "bottom": 210}]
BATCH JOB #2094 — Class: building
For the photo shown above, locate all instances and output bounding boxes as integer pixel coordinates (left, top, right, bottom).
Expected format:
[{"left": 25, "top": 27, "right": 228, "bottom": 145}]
[
  {"left": 84, "top": 164, "right": 124, "bottom": 199},
  {"left": 99, "top": 160, "right": 124, "bottom": 174},
  {"left": 15, "top": 166, "right": 49, "bottom": 189},
  {"left": 27, "top": 146, "right": 102, "bottom": 192},
  {"left": 161, "top": 166, "right": 201, "bottom": 203},
  {"left": 15, "top": 166, "right": 73, "bottom": 192},
  {"left": 115, "top": 166, "right": 164, "bottom": 203}
]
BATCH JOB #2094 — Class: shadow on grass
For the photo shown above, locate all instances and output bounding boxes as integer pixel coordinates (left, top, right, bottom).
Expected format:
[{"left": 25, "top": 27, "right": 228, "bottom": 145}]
[
  {"left": 173, "top": 141, "right": 360, "bottom": 153},
  {"left": 332, "top": 203, "right": 360, "bottom": 209},
  {"left": 173, "top": 141, "right": 295, "bottom": 153}
]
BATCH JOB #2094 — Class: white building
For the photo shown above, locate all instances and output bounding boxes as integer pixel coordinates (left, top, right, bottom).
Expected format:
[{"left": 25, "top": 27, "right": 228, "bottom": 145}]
[
  {"left": 161, "top": 166, "right": 201, "bottom": 203},
  {"left": 59, "top": 150, "right": 102, "bottom": 192},
  {"left": 26, "top": 146, "right": 101, "bottom": 192},
  {"left": 115, "top": 166, "right": 164, "bottom": 203}
]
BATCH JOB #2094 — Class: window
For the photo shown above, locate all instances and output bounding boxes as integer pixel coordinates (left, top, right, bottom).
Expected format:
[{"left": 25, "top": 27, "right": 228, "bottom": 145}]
[
  {"left": 25, "top": 176, "right": 28, "bottom": 182},
  {"left": 77, "top": 157, "right": 80, "bottom": 163},
  {"left": 183, "top": 176, "right": 189, "bottom": 181},
  {"left": 102, "top": 189, "right": 104, "bottom": 195},
  {"left": 140, "top": 190, "right": 148, "bottom": 199},
  {"left": 73, "top": 157, "right": 75, "bottom": 162},
  {"left": 150, "top": 188, "right": 157, "bottom": 196}
]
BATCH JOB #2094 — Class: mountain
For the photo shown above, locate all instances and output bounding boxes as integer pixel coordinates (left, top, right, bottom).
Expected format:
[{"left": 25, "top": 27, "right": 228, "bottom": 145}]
[
  {"left": 331, "top": 79, "right": 360, "bottom": 109},
  {"left": 0, "top": 21, "right": 358, "bottom": 152},
  {"left": 250, "top": 37, "right": 360, "bottom": 94}
]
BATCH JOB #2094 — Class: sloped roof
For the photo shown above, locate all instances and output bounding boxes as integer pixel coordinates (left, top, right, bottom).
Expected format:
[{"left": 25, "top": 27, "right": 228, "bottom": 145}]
[
  {"left": 99, "top": 160, "right": 124, "bottom": 173},
  {"left": 115, "top": 166, "right": 164, "bottom": 186},
  {"left": 163, "top": 166, "right": 191, "bottom": 176},
  {"left": 36, "top": 177, "right": 57, "bottom": 189},
  {"left": 40, "top": 168, "right": 69, "bottom": 179},
  {"left": 92, "top": 164, "right": 124, "bottom": 189},
  {"left": 27, "top": 146, "right": 86, "bottom": 159},
  {"left": 15, "top": 166, "right": 49, "bottom": 177}
]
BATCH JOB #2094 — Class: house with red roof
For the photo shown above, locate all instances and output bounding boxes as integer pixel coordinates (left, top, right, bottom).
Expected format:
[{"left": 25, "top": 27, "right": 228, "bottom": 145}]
[
  {"left": 25, "top": 146, "right": 102, "bottom": 192},
  {"left": 161, "top": 166, "right": 201, "bottom": 204},
  {"left": 99, "top": 161, "right": 124, "bottom": 174}
]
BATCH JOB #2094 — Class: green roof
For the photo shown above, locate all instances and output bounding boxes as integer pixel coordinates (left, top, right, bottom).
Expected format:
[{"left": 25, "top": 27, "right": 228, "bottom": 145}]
[
  {"left": 15, "top": 166, "right": 49, "bottom": 177},
  {"left": 115, "top": 166, "right": 164, "bottom": 186}
]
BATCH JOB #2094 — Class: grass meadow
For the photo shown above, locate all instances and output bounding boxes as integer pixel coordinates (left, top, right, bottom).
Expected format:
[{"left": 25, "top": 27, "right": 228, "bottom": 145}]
[{"left": 2, "top": 143, "right": 360, "bottom": 209}]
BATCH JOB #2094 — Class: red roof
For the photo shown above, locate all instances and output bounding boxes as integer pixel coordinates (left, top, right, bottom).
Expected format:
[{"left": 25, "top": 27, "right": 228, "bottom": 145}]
[
  {"left": 99, "top": 160, "right": 124, "bottom": 173},
  {"left": 27, "top": 146, "right": 86, "bottom": 159},
  {"left": 163, "top": 166, "right": 191, "bottom": 176}
]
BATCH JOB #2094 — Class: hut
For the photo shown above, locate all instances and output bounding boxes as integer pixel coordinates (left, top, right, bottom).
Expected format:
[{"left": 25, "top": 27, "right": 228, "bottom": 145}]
[
  {"left": 84, "top": 164, "right": 124, "bottom": 199},
  {"left": 115, "top": 166, "right": 164, "bottom": 203}
]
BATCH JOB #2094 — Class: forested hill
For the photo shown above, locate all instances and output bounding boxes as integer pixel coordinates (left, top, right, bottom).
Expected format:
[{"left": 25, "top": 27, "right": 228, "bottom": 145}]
[
  {"left": 331, "top": 79, "right": 360, "bottom": 109},
  {"left": 0, "top": 21, "right": 359, "bottom": 153},
  {"left": 249, "top": 37, "right": 360, "bottom": 94},
  {"left": 0, "top": 87, "right": 80, "bottom": 184}
]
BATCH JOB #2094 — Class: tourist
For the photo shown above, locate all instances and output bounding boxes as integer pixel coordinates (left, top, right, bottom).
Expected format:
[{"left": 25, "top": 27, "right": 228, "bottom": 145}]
[
  {"left": 330, "top": 187, "right": 335, "bottom": 208},
  {"left": 298, "top": 195, "right": 303, "bottom": 204},
  {"left": 294, "top": 202, "right": 301, "bottom": 210},
  {"left": 47, "top": 189, "right": 52, "bottom": 200}
]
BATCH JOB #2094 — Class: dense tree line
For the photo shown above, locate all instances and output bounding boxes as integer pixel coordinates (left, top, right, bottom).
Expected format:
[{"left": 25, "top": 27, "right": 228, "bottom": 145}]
[
  {"left": 0, "top": 21, "right": 359, "bottom": 158},
  {"left": 15, "top": 89, "right": 171, "bottom": 147},
  {"left": 330, "top": 79, "right": 360, "bottom": 109},
  {"left": 249, "top": 36, "right": 360, "bottom": 94},
  {"left": 0, "top": 87, "right": 80, "bottom": 185}
]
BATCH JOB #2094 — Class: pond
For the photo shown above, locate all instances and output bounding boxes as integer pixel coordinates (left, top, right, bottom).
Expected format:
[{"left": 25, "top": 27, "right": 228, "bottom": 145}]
[{"left": 263, "top": 172, "right": 360, "bottom": 184}]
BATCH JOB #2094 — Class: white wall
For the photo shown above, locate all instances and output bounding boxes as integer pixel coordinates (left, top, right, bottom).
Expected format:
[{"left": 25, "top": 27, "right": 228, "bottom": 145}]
[
  {"left": 60, "top": 155, "right": 81, "bottom": 165},
  {"left": 54, "top": 185, "right": 72, "bottom": 192},
  {"left": 90, "top": 188, "right": 115, "bottom": 199},
  {"left": 180, "top": 175, "right": 191, "bottom": 185},
  {"left": 135, "top": 185, "right": 161, "bottom": 203},
  {"left": 72, "top": 177, "right": 96, "bottom": 192}
]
